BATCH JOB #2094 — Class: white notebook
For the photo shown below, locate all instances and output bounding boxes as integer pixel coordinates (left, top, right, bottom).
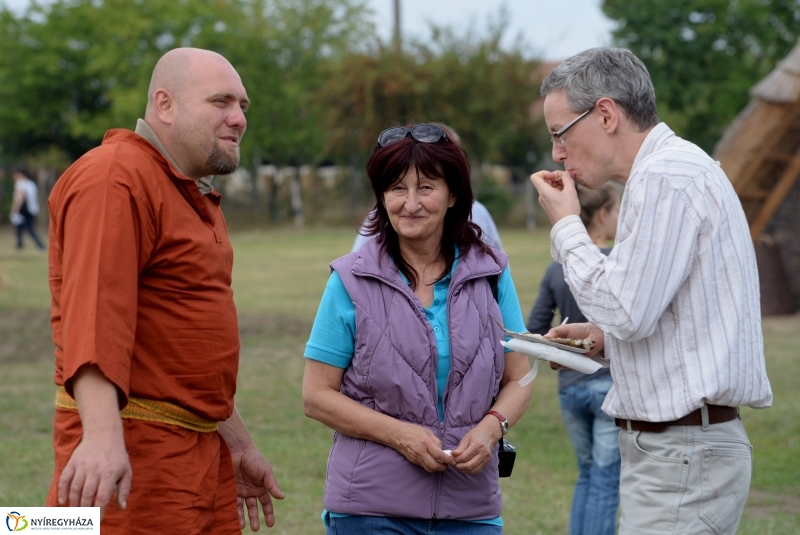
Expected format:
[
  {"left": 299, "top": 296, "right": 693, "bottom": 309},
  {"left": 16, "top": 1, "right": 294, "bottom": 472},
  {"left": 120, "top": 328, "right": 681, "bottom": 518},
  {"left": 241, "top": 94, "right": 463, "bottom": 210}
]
[{"left": 501, "top": 338, "right": 609, "bottom": 386}]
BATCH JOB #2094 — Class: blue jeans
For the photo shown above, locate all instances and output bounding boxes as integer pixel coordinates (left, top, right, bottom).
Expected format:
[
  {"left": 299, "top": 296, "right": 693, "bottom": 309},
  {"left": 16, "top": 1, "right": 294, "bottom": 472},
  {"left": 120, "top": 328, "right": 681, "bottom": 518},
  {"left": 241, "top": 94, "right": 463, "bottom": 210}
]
[
  {"left": 15, "top": 214, "right": 45, "bottom": 250},
  {"left": 559, "top": 377, "right": 620, "bottom": 535},
  {"left": 326, "top": 516, "right": 503, "bottom": 535}
]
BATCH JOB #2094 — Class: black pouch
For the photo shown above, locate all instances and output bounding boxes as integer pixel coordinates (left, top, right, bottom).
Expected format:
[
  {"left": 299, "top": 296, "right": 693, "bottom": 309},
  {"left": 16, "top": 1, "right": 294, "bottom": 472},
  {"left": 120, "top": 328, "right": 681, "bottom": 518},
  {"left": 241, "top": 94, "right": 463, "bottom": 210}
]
[{"left": 498, "top": 438, "right": 516, "bottom": 477}]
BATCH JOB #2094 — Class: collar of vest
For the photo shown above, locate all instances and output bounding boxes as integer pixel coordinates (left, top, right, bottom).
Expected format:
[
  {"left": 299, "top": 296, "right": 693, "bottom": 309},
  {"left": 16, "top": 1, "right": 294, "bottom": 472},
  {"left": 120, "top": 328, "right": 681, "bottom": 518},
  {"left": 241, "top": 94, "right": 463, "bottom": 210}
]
[{"left": 349, "top": 238, "right": 507, "bottom": 292}]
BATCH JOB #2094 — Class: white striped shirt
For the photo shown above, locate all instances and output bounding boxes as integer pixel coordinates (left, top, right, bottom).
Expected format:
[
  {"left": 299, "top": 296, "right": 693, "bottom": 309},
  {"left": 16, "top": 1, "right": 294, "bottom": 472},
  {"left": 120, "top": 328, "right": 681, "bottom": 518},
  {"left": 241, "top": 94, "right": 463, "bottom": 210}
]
[{"left": 551, "top": 123, "right": 773, "bottom": 421}]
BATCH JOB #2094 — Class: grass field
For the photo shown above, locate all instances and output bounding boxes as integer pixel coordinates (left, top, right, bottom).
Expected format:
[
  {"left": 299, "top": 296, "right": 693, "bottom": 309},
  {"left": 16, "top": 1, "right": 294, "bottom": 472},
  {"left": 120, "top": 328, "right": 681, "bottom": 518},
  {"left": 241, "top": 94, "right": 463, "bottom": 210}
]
[{"left": 1, "top": 225, "right": 798, "bottom": 534}]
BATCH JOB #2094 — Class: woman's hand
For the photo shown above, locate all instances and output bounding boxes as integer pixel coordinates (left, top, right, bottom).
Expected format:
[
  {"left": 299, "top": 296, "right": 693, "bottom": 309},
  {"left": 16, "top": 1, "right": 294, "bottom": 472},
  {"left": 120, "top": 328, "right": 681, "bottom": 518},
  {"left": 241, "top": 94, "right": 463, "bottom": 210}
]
[
  {"left": 451, "top": 418, "right": 500, "bottom": 475},
  {"left": 303, "top": 360, "right": 455, "bottom": 473},
  {"left": 451, "top": 350, "right": 532, "bottom": 475},
  {"left": 392, "top": 422, "right": 456, "bottom": 473}
]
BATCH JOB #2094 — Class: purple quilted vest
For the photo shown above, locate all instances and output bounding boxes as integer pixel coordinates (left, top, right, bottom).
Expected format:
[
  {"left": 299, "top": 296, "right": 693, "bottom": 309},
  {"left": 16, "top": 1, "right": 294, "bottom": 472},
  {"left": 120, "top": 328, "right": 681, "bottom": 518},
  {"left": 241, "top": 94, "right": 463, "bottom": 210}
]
[{"left": 325, "top": 238, "right": 509, "bottom": 520}]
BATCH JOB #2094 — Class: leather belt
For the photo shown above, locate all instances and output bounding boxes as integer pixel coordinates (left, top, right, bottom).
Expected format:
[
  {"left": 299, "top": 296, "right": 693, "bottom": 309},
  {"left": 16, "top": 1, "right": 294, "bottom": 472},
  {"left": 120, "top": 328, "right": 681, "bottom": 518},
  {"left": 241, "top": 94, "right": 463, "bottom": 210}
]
[{"left": 615, "top": 405, "right": 738, "bottom": 433}]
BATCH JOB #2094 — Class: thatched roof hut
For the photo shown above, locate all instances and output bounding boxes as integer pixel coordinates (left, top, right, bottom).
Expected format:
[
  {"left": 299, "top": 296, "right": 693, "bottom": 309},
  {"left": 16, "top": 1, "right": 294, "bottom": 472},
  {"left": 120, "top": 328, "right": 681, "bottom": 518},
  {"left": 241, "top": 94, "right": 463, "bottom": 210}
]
[{"left": 714, "top": 38, "right": 800, "bottom": 313}]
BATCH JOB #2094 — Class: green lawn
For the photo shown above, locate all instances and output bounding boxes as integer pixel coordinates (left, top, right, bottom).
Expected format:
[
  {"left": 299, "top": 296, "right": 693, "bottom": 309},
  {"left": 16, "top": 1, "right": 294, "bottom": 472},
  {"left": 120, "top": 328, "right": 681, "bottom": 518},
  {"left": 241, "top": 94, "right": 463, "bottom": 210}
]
[{"left": 0, "top": 225, "right": 798, "bottom": 534}]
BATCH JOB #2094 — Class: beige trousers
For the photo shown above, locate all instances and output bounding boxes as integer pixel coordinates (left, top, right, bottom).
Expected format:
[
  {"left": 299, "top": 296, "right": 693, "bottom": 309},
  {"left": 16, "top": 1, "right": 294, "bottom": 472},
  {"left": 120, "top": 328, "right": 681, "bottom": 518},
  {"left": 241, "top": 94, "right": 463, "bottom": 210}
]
[{"left": 618, "top": 416, "right": 751, "bottom": 535}]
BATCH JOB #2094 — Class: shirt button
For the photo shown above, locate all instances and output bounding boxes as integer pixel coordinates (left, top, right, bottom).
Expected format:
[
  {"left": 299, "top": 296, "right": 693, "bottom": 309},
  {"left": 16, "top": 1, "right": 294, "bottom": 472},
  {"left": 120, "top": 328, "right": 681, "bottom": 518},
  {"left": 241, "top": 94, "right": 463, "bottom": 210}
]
[
  {"left": 433, "top": 299, "right": 439, "bottom": 306},
  {"left": 434, "top": 326, "right": 440, "bottom": 332}
]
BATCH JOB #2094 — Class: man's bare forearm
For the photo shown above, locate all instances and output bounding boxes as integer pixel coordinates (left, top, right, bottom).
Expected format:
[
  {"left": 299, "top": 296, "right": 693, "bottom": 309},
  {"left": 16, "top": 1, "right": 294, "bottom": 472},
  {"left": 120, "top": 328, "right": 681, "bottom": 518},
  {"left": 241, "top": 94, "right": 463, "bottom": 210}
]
[
  {"left": 72, "top": 365, "right": 124, "bottom": 439},
  {"left": 218, "top": 407, "right": 256, "bottom": 451},
  {"left": 60, "top": 365, "right": 132, "bottom": 518}
]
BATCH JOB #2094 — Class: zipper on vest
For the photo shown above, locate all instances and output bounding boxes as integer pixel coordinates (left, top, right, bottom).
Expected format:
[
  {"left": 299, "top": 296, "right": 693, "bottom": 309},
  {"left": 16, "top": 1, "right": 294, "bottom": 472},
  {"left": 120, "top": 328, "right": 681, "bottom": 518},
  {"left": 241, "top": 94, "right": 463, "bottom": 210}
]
[
  {"left": 432, "top": 469, "right": 442, "bottom": 519},
  {"left": 432, "top": 421, "right": 445, "bottom": 518}
]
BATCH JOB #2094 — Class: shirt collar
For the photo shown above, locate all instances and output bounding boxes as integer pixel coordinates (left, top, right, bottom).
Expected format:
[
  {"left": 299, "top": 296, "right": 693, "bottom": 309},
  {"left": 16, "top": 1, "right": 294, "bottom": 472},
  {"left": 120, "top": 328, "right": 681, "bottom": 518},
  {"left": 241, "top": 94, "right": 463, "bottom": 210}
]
[
  {"left": 396, "top": 246, "right": 461, "bottom": 287},
  {"left": 134, "top": 119, "right": 214, "bottom": 195},
  {"left": 630, "top": 122, "right": 674, "bottom": 175}
]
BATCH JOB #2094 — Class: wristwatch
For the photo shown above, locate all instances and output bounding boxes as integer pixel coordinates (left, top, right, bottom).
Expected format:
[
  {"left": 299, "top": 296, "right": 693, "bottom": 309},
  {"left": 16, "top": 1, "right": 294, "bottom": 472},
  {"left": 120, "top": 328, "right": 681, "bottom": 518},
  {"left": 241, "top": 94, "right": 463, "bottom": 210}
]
[{"left": 487, "top": 410, "right": 509, "bottom": 436}]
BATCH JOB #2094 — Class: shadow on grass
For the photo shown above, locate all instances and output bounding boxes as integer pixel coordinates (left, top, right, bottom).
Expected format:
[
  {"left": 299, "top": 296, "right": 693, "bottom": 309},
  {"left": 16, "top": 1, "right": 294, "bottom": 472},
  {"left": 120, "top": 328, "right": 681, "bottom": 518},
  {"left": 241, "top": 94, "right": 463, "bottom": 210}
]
[
  {"left": 0, "top": 309, "right": 313, "bottom": 363},
  {"left": 0, "top": 309, "right": 52, "bottom": 364}
]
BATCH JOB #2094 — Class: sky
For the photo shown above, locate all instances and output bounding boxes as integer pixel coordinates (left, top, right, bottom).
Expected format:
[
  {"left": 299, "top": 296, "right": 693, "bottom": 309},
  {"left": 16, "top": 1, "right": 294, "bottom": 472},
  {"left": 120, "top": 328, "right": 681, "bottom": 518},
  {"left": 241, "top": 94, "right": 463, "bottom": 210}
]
[
  {"left": 1, "top": 0, "right": 616, "bottom": 61},
  {"left": 368, "top": 0, "right": 616, "bottom": 61}
]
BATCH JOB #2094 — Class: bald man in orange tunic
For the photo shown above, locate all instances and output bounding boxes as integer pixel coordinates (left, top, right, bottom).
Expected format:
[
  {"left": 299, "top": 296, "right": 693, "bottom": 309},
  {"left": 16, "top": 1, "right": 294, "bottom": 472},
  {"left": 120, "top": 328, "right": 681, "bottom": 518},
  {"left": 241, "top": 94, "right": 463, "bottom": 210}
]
[{"left": 46, "top": 48, "right": 284, "bottom": 533}]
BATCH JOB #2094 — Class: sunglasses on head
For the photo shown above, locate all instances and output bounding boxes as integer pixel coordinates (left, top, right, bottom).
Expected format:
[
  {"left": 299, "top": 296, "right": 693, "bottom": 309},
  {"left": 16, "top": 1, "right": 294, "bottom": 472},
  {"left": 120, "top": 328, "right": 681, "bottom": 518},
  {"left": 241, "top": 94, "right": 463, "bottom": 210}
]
[{"left": 377, "top": 124, "right": 448, "bottom": 148}]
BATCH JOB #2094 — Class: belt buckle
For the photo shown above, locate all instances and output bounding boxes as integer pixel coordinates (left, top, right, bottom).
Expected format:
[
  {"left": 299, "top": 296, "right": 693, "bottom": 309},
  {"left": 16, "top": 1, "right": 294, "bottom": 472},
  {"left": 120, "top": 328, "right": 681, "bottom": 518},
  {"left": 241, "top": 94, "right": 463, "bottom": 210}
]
[{"left": 615, "top": 418, "right": 669, "bottom": 433}]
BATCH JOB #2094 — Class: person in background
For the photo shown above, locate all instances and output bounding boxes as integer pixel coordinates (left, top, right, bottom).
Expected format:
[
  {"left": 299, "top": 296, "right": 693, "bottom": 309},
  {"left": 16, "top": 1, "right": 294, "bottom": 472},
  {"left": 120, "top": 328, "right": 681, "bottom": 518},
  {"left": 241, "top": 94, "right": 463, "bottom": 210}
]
[
  {"left": 531, "top": 47, "right": 772, "bottom": 535},
  {"left": 46, "top": 47, "right": 283, "bottom": 533},
  {"left": 10, "top": 169, "right": 46, "bottom": 250},
  {"left": 352, "top": 123, "right": 503, "bottom": 253},
  {"left": 527, "top": 183, "right": 621, "bottom": 535},
  {"left": 303, "top": 123, "right": 532, "bottom": 534}
]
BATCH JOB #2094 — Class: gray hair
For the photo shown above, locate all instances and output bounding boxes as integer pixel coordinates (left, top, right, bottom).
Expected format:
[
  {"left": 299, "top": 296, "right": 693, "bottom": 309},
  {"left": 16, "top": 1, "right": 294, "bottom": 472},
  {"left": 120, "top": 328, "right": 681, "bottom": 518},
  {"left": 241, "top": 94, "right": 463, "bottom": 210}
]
[{"left": 541, "top": 47, "right": 659, "bottom": 131}]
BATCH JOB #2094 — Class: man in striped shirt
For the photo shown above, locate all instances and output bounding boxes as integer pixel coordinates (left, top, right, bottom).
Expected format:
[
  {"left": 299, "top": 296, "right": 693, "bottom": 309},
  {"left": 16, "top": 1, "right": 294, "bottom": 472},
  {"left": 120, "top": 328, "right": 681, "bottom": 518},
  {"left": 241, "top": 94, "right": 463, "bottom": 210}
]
[{"left": 530, "top": 48, "right": 772, "bottom": 535}]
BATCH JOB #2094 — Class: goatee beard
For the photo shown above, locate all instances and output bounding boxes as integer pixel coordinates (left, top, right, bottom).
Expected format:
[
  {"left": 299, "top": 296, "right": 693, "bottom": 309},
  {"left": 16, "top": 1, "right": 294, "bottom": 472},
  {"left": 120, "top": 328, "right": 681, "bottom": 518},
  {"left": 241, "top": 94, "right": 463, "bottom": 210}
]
[{"left": 207, "top": 145, "right": 240, "bottom": 175}]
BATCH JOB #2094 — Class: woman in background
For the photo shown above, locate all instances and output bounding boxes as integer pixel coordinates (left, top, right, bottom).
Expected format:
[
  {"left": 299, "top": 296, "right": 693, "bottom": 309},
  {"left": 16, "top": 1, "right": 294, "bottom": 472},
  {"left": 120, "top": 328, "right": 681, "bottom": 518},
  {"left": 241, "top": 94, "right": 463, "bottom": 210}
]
[{"left": 527, "top": 183, "right": 621, "bottom": 535}]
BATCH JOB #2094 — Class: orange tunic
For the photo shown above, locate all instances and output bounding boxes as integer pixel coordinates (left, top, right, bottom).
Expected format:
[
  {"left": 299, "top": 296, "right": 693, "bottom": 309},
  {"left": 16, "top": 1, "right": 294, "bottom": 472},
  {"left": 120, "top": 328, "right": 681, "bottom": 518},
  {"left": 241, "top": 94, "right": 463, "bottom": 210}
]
[{"left": 46, "top": 129, "right": 241, "bottom": 533}]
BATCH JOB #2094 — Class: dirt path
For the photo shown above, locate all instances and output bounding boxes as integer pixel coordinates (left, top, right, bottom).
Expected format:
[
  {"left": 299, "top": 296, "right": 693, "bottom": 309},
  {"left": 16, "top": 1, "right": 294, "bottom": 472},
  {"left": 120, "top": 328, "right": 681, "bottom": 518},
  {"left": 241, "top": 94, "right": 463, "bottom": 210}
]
[
  {"left": 746, "top": 489, "right": 800, "bottom": 518},
  {"left": 0, "top": 308, "right": 52, "bottom": 364}
]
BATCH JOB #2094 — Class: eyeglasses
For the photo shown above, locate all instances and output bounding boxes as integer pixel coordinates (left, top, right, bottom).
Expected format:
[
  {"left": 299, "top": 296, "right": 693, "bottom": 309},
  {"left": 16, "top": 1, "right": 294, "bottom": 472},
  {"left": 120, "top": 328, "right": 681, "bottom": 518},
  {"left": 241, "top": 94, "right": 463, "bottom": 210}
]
[
  {"left": 377, "top": 124, "right": 448, "bottom": 147},
  {"left": 550, "top": 106, "right": 594, "bottom": 145}
]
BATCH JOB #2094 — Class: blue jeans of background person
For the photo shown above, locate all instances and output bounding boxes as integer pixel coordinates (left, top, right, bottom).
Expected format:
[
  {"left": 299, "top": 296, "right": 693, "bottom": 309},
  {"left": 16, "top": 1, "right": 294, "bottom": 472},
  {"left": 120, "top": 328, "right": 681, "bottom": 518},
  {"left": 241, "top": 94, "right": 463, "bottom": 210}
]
[
  {"left": 327, "top": 515, "right": 503, "bottom": 535},
  {"left": 559, "top": 376, "right": 620, "bottom": 535},
  {"left": 15, "top": 214, "right": 45, "bottom": 250}
]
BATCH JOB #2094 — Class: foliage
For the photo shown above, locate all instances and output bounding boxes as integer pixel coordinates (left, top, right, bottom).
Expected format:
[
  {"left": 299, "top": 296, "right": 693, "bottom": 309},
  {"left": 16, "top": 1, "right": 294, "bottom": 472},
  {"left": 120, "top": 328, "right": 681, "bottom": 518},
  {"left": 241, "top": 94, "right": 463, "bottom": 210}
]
[
  {"left": 0, "top": 0, "right": 373, "bottom": 163},
  {"left": 602, "top": 0, "right": 800, "bottom": 152},
  {"left": 475, "top": 175, "right": 516, "bottom": 224},
  {"left": 0, "top": 0, "right": 244, "bottom": 159},
  {"left": 316, "top": 10, "right": 545, "bottom": 169},
  {"left": 0, "top": 1, "right": 545, "bottom": 177},
  {"left": 231, "top": 0, "right": 375, "bottom": 166},
  {"left": 0, "top": 173, "right": 12, "bottom": 220}
]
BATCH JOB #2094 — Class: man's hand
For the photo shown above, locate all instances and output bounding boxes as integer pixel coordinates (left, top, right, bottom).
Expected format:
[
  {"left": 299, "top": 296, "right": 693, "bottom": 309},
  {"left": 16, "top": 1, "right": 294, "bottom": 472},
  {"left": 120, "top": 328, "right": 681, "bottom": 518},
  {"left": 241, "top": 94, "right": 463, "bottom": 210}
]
[
  {"left": 230, "top": 446, "right": 285, "bottom": 531},
  {"left": 451, "top": 418, "right": 500, "bottom": 475},
  {"left": 58, "top": 432, "right": 132, "bottom": 519},
  {"left": 530, "top": 170, "right": 581, "bottom": 224},
  {"left": 545, "top": 322, "right": 605, "bottom": 358},
  {"left": 58, "top": 365, "right": 132, "bottom": 520}
]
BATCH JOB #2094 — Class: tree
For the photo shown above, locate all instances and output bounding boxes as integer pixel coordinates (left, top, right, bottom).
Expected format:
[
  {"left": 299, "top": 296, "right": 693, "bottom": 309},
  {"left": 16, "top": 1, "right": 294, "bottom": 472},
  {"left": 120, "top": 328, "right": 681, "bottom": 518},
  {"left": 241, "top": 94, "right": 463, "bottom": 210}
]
[
  {"left": 317, "top": 10, "right": 544, "bottom": 168},
  {"left": 233, "top": 0, "right": 375, "bottom": 166},
  {"left": 0, "top": 0, "right": 374, "bottom": 163},
  {"left": 0, "top": 0, "right": 251, "bottom": 160},
  {"left": 603, "top": 0, "right": 800, "bottom": 152}
]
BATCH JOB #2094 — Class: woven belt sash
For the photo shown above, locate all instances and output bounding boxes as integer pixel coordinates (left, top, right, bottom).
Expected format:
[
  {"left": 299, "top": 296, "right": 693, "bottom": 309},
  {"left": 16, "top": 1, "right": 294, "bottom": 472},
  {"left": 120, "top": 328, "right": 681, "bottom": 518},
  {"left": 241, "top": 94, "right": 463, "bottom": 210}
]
[{"left": 56, "top": 386, "right": 219, "bottom": 433}]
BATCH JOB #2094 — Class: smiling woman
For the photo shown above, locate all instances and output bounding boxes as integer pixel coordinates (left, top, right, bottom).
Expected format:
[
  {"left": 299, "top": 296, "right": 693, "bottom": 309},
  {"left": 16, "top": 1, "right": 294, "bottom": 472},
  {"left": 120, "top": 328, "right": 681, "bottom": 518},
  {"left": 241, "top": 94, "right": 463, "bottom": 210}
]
[
  {"left": 383, "top": 166, "right": 456, "bottom": 252},
  {"left": 361, "top": 124, "right": 477, "bottom": 289},
  {"left": 301, "top": 122, "right": 533, "bottom": 534}
]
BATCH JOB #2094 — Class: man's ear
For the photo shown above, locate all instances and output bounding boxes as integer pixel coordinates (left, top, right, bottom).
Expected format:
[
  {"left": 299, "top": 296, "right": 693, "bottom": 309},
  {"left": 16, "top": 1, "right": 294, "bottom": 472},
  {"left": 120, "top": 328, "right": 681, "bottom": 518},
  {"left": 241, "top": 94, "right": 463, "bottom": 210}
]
[
  {"left": 152, "top": 88, "right": 176, "bottom": 125},
  {"left": 595, "top": 97, "right": 619, "bottom": 134}
]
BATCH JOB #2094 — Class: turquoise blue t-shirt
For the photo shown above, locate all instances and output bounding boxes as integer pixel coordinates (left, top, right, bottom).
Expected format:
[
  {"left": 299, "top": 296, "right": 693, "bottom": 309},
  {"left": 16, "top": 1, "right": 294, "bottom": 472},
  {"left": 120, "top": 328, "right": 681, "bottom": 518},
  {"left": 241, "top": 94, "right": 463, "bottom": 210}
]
[
  {"left": 305, "top": 257, "right": 526, "bottom": 419},
  {"left": 305, "top": 255, "right": 527, "bottom": 527}
]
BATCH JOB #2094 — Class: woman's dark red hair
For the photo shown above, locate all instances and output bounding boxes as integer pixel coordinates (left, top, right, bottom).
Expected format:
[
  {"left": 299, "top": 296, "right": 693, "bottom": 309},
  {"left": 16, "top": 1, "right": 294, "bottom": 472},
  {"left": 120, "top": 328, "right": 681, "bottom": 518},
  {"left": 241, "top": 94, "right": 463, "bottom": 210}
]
[{"left": 362, "top": 130, "right": 495, "bottom": 289}]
